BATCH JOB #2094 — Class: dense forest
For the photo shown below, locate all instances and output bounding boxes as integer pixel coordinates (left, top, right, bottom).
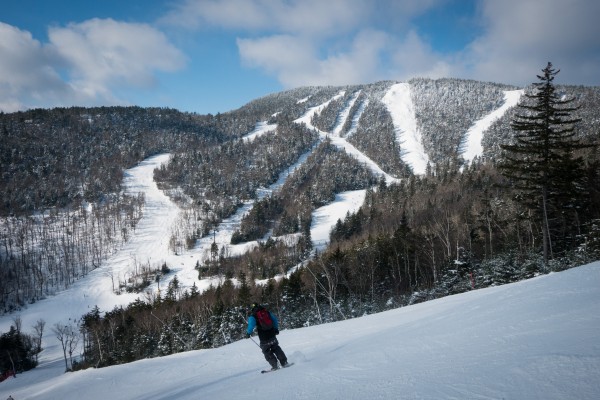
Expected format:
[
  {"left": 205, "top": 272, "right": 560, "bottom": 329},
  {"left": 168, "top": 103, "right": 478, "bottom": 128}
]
[{"left": 2, "top": 72, "right": 600, "bottom": 373}]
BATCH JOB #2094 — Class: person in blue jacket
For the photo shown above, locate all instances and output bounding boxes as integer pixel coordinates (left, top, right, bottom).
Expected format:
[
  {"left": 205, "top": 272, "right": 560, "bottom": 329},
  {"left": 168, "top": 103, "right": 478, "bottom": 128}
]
[{"left": 246, "top": 303, "right": 288, "bottom": 370}]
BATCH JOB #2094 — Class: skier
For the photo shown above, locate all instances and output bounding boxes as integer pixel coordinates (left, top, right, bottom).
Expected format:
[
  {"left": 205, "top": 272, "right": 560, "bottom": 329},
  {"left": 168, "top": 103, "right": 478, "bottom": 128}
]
[{"left": 246, "top": 303, "right": 288, "bottom": 371}]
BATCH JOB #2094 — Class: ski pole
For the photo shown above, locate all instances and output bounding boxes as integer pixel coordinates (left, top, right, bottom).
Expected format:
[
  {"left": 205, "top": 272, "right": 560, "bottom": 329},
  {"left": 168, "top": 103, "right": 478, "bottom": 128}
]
[{"left": 248, "top": 335, "right": 260, "bottom": 348}]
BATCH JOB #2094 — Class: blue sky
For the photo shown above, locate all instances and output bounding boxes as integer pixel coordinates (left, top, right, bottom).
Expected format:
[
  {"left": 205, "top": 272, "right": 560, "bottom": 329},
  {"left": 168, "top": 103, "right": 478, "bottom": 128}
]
[{"left": 1, "top": 0, "right": 599, "bottom": 114}]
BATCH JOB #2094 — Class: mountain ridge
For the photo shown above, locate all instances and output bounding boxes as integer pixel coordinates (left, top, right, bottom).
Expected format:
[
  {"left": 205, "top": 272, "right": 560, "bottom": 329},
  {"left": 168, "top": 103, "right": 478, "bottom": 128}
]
[{"left": 1, "top": 77, "right": 599, "bottom": 312}]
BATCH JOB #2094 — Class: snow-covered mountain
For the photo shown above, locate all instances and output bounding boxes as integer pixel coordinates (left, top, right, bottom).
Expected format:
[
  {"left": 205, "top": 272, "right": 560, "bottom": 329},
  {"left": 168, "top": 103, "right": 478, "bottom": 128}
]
[
  {"left": 2, "top": 77, "right": 600, "bottom": 400},
  {"left": 1, "top": 78, "right": 541, "bottom": 310},
  {"left": 2, "top": 261, "right": 599, "bottom": 399}
]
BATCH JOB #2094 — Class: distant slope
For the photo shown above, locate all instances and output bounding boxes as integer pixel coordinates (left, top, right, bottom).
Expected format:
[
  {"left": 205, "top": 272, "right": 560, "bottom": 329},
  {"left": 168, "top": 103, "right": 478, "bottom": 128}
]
[{"left": 382, "top": 82, "right": 429, "bottom": 175}]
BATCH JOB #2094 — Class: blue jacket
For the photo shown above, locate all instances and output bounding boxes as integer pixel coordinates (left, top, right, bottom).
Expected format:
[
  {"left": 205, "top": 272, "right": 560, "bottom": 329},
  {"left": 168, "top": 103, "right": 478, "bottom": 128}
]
[{"left": 247, "top": 311, "right": 279, "bottom": 340}]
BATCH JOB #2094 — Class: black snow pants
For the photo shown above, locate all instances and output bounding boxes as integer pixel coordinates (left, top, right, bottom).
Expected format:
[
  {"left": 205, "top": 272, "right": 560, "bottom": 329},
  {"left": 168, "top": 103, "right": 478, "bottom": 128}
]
[{"left": 260, "top": 338, "right": 287, "bottom": 368}]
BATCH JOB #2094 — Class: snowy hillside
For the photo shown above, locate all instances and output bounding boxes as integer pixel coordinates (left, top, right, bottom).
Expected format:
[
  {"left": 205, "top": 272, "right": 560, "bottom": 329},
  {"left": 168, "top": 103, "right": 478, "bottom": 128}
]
[
  {"left": 2, "top": 79, "right": 600, "bottom": 400},
  {"left": 3, "top": 262, "right": 599, "bottom": 399}
]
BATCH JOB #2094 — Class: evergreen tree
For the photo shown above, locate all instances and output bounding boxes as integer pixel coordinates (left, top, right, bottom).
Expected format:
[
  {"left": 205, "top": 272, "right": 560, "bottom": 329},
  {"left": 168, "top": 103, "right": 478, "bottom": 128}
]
[
  {"left": 237, "top": 272, "right": 251, "bottom": 306},
  {"left": 500, "top": 62, "right": 587, "bottom": 264},
  {"left": 0, "top": 326, "right": 37, "bottom": 374}
]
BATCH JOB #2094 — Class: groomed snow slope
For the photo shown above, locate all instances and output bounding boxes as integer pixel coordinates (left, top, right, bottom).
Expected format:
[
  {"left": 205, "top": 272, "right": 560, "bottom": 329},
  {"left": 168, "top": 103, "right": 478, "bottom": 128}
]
[
  {"left": 461, "top": 90, "right": 524, "bottom": 163},
  {"left": 3, "top": 263, "right": 600, "bottom": 400},
  {"left": 382, "top": 82, "right": 429, "bottom": 175}
]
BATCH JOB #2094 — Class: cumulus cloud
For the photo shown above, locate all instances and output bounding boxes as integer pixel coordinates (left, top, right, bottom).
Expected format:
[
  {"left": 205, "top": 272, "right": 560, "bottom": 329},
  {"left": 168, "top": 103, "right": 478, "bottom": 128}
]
[
  {"left": 165, "top": 0, "right": 599, "bottom": 89},
  {"left": 236, "top": 27, "right": 454, "bottom": 88},
  {"left": 164, "top": 0, "right": 463, "bottom": 88},
  {"left": 464, "top": 0, "right": 600, "bottom": 85},
  {"left": 389, "top": 30, "right": 453, "bottom": 81},
  {"left": 48, "top": 19, "right": 186, "bottom": 99},
  {"left": 238, "top": 30, "right": 389, "bottom": 87},
  {"left": 0, "top": 19, "right": 186, "bottom": 112},
  {"left": 0, "top": 23, "right": 71, "bottom": 111},
  {"left": 6, "top": 0, "right": 597, "bottom": 113}
]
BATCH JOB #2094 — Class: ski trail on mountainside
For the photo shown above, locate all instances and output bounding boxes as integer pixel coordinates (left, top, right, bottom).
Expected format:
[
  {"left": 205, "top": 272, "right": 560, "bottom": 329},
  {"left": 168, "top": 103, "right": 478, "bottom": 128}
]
[
  {"left": 204, "top": 88, "right": 382, "bottom": 270},
  {"left": 345, "top": 97, "right": 369, "bottom": 138},
  {"left": 102, "top": 154, "right": 179, "bottom": 282},
  {"left": 295, "top": 91, "right": 398, "bottom": 183},
  {"left": 242, "top": 121, "right": 277, "bottom": 142},
  {"left": 121, "top": 90, "right": 383, "bottom": 296},
  {"left": 461, "top": 89, "right": 524, "bottom": 163},
  {"left": 332, "top": 90, "right": 361, "bottom": 136},
  {"left": 382, "top": 82, "right": 430, "bottom": 175}
]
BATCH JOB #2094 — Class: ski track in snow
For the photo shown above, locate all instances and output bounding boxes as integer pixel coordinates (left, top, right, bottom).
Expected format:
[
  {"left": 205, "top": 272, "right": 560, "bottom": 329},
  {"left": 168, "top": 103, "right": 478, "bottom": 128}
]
[{"left": 462, "top": 89, "right": 524, "bottom": 163}]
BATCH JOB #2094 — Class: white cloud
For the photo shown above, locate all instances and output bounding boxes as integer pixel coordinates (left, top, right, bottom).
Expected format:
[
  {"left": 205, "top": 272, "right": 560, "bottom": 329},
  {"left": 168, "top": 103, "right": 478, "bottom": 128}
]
[
  {"left": 464, "top": 0, "right": 600, "bottom": 85},
  {"left": 162, "top": 0, "right": 369, "bottom": 37},
  {"left": 389, "top": 30, "right": 452, "bottom": 81},
  {"left": 48, "top": 18, "right": 187, "bottom": 100},
  {"left": 0, "top": 19, "right": 186, "bottom": 112},
  {"left": 167, "top": 0, "right": 465, "bottom": 88},
  {"left": 237, "top": 35, "right": 315, "bottom": 86},
  {"left": 165, "top": 0, "right": 461, "bottom": 88},
  {"left": 0, "top": 23, "right": 72, "bottom": 111},
  {"left": 232, "top": 0, "right": 600, "bottom": 88},
  {"left": 238, "top": 30, "right": 389, "bottom": 87}
]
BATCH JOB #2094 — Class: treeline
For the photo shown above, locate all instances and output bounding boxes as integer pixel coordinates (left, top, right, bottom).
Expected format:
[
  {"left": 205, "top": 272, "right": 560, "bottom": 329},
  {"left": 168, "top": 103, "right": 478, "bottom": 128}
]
[
  {"left": 326, "top": 159, "right": 600, "bottom": 298},
  {"left": 74, "top": 273, "right": 312, "bottom": 368},
  {"left": 0, "top": 194, "right": 145, "bottom": 313},
  {"left": 243, "top": 86, "right": 339, "bottom": 124},
  {"left": 309, "top": 84, "right": 409, "bottom": 178},
  {"left": 483, "top": 84, "right": 600, "bottom": 158},
  {"left": 154, "top": 120, "right": 319, "bottom": 204},
  {"left": 0, "top": 317, "right": 43, "bottom": 378},
  {"left": 347, "top": 98, "right": 408, "bottom": 177},
  {"left": 310, "top": 90, "right": 355, "bottom": 133}
]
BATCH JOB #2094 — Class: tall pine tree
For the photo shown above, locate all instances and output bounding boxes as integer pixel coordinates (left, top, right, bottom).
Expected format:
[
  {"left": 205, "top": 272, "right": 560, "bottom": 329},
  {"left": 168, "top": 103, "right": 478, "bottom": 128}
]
[{"left": 500, "top": 62, "right": 587, "bottom": 265}]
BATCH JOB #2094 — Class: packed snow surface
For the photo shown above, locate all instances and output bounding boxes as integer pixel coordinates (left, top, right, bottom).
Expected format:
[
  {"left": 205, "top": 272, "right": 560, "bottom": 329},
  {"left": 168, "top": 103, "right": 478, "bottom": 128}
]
[
  {"left": 3, "top": 262, "right": 600, "bottom": 399},
  {"left": 462, "top": 89, "right": 524, "bottom": 162},
  {"left": 310, "top": 190, "right": 366, "bottom": 252},
  {"left": 382, "top": 83, "right": 430, "bottom": 175}
]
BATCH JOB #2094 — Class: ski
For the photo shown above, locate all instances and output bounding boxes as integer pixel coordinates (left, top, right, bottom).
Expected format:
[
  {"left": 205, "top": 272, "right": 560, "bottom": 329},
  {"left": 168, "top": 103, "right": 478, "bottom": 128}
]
[{"left": 261, "top": 362, "right": 294, "bottom": 373}]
